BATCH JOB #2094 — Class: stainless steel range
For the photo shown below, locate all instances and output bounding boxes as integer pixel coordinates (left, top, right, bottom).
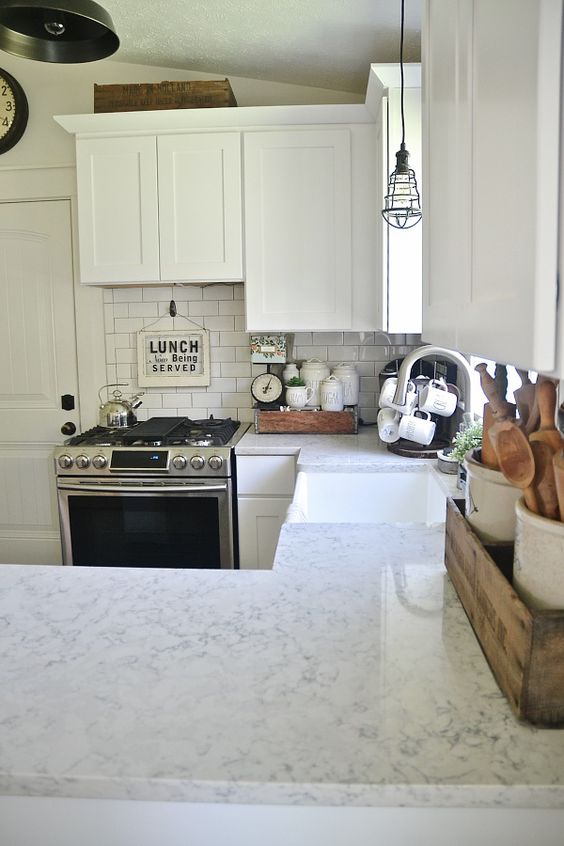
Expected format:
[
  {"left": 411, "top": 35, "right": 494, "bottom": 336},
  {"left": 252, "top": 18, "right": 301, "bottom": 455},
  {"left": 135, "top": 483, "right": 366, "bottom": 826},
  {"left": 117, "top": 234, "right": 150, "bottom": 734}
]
[{"left": 54, "top": 416, "right": 249, "bottom": 569}]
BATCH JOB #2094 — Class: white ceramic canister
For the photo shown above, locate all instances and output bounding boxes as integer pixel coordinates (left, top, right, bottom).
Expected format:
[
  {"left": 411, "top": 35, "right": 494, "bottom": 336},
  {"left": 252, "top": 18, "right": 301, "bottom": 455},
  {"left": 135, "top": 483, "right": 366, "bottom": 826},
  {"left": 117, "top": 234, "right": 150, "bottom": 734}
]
[
  {"left": 320, "top": 374, "right": 344, "bottom": 411},
  {"left": 331, "top": 363, "right": 359, "bottom": 406},
  {"left": 463, "top": 448, "right": 521, "bottom": 543},
  {"left": 282, "top": 363, "right": 299, "bottom": 384},
  {"left": 299, "top": 359, "right": 330, "bottom": 407},
  {"left": 513, "top": 498, "right": 564, "bottom": 610}
]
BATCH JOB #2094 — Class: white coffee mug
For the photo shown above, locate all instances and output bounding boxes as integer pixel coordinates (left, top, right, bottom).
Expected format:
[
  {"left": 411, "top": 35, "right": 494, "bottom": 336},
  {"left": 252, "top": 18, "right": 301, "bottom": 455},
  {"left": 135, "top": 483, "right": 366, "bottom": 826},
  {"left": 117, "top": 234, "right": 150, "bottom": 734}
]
[
  {"left": 398, "top": 410, "right": 436, "bottom": 446},
  {"left": 419, "top": 378, "right": 457, "bottom": 417},
  {"left": 377, "top": 407, "right": 401, "bottom": 443},
  {"left": 379, "top": 377, "right": 417, "bottom": 414},
  {"left": 286, "top": 385, "right": 313, "bottom": 409}
]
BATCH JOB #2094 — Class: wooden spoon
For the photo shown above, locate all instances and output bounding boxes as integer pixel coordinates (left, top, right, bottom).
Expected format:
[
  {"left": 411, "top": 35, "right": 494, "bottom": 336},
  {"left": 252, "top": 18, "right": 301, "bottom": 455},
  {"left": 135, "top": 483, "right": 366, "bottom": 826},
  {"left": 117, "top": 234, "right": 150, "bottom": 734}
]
[
  {"left": 530, "top": 440, "right": 560, "bottom": 520},
  {"left": 514, "top": 369, "right": 536, "bottom": 430},
  {"left": 529, "top": 380, "right": 564, "bottom": 453},
  {"left": 489, "top": 419, "right": 538, "bottom": 513},
  {"left": 554, "top": 450, "right": 564, "bottom": 522}
]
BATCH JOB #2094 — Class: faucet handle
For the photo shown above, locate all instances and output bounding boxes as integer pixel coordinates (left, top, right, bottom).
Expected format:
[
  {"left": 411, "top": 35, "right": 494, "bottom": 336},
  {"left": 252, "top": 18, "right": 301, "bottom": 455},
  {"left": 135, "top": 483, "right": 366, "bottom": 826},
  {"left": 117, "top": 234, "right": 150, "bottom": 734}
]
[{"left": 475, "top": 363, "right": 516, "bottom": 420}]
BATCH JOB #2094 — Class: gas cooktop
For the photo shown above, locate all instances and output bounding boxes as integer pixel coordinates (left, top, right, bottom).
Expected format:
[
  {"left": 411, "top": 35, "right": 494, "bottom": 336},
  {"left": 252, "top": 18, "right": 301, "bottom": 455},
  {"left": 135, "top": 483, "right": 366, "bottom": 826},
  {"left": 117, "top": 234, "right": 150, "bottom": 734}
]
[{"left": 66, "top": 416, "right": 244, "bottom": 449}]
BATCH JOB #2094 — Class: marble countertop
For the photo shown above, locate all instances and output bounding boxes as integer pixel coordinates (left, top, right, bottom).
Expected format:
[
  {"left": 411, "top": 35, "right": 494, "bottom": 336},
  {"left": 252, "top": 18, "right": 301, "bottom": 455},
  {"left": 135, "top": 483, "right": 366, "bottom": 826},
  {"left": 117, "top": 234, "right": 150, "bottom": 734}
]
[{"left": 1, "top": 429, "right": 563, "bottom": 808}]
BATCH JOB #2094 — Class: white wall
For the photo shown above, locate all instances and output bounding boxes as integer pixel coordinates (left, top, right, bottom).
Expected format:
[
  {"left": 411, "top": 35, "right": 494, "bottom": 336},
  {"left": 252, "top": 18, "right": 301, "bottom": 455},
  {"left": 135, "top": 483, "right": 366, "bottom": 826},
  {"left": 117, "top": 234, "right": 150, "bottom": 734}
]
[{"left": 0, "top": 53, "right": 363, "bottom": 170}]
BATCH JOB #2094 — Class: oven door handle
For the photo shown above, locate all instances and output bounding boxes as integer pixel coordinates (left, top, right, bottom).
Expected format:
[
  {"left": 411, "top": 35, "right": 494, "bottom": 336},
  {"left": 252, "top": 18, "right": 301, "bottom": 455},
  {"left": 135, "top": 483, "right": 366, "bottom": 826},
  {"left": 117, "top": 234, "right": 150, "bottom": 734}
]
[{"left": 57, "top": 481, "right": 229, "bottom": 493}]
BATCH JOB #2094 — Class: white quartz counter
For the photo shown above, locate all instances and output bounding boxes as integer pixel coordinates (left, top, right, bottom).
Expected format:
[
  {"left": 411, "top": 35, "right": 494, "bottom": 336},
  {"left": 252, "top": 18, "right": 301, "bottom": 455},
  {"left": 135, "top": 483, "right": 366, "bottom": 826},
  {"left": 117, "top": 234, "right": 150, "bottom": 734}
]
[{"left": 1, "top": 428, "right": 563, "bottom": 811}]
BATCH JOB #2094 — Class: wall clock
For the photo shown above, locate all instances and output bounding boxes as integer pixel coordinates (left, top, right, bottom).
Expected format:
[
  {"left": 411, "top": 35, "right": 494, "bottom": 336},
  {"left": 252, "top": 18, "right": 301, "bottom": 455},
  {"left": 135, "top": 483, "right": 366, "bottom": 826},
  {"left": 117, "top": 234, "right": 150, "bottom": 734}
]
[{"left": 0, "top": 68, "right": 28, "bottom": 154}]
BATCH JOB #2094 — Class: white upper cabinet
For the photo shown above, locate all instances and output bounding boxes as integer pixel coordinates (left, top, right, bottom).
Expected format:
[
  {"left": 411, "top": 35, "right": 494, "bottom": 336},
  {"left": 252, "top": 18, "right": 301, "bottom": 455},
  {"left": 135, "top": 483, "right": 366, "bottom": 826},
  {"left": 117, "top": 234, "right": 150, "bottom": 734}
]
[
  {"left": 75, "top": 132, "right": 243, "bottom": 285},
  {"left": 423, "top": 0, "right": 563, "bottom": 375},
  {"left": 158, "top": 133, "right": 242, "bottom": 282},
  {"left": 76, "top": 135, "right": 160, "bottom": 284},
  {"left": 243, "top": 125, "right": 379, "bottom": 332}
]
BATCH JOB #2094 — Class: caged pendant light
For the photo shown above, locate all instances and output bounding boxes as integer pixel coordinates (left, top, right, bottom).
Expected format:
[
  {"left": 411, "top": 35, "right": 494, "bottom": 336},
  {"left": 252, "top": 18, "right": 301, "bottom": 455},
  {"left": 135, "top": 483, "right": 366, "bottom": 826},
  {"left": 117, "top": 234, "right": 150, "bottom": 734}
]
[
  {"left": 0, "top": 0, "right": 119, "bottom": 63},
  {"left": 382, "top": 0, "right": 422, "bottom": 230}
]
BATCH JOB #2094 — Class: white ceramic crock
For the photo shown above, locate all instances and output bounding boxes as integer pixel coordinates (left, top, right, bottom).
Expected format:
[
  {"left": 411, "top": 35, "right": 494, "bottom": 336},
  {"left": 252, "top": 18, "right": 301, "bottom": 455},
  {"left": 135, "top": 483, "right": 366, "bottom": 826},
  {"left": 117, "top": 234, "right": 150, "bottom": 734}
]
[
  {"left": 331, "top": 363, "right": 359, "bottom": 406},
  {"left": 281, "top": 363, "right": 299, "bottom": 385},
  {"left": 463, "top": 448, "right": 521, "bottom": 543},
  {"left": 320, "top": 375, "right": 344, "bottom": 411},
  {"left": 299, "top": 359, "right": 330, "bottom": 407},
  {"left": 513, "top": 498, "right": 564, "bottom": 610}
]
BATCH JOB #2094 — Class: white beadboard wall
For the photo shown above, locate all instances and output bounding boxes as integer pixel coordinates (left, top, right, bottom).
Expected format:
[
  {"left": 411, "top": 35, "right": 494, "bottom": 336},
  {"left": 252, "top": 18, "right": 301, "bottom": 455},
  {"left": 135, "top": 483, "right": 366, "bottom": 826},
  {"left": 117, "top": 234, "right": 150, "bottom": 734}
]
[{"left": 103, "top": 284, "right": 422, "bottom": 425}]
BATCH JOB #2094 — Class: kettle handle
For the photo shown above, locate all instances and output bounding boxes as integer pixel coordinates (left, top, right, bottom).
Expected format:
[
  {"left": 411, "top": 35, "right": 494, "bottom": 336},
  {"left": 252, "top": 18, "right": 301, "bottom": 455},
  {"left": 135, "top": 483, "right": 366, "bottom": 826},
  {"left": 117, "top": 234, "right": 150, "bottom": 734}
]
[{"left": 98, "top": 383, "right": 127, "bottom": 405}]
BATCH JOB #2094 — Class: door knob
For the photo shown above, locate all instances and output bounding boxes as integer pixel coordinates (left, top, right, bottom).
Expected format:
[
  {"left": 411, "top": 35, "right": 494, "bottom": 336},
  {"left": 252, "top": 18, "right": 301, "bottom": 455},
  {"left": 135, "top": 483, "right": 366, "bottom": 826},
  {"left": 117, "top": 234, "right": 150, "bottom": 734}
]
[{"left": 61, "top": 421, "right": 77, "bottom": 436}]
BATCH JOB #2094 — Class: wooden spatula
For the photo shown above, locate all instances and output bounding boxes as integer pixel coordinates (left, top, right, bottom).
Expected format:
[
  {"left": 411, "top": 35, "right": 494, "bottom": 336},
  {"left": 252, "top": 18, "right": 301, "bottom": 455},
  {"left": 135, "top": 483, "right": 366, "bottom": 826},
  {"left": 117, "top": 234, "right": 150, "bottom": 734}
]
[
  {"left": 475, "top": 362, "right": 515, "bottom": 470},
  {"left": 529, "top": 380, "right": 564, "bottom": 453},
  {"left": 554, "top": 450, "right": 564, "bottom": 522},
  {"left": 530, "top": 440, "right": 560, "bottom": 520},
  {"left": 514, "top": 369, "right": 536, "bottom": 430},
  {"left": 489, "top": 418, "right": 538, "bottom": 513}
]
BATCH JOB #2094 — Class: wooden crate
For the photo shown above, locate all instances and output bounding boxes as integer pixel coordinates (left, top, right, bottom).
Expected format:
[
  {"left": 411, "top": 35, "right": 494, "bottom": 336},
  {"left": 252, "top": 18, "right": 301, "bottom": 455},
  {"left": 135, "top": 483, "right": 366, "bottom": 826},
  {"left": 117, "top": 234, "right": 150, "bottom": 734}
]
[
  {"left": 93, "top": 79, "right": 237, "bottom": 113},
  {"left": 254, "top": 407, "right": 358, "bottom": 435},
  {"left": 445, "top": 497, "right": 564, "bottom": 726}
]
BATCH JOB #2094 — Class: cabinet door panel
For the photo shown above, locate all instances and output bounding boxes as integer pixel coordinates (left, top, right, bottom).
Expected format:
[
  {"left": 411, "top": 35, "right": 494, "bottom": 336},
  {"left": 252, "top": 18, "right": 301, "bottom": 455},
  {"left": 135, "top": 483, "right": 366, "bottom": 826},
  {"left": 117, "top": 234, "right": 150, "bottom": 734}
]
[
  {"left": 158, "top": 133, "right": 243, "bottom": 282},
  {"left": 244, "top": 129, "right": 352, "bottom": 331},
  {"left": 238, "top": 497, "right": 291, "bottom": 570},
  {"left": 422, "top": 0, "right": 472, "bottom": 349},
  {"left": 459, "top": 0, "right": 560, "bottom": 370},
  {"left": 76, "top": 136, "right": 159, "bottom": 284}
]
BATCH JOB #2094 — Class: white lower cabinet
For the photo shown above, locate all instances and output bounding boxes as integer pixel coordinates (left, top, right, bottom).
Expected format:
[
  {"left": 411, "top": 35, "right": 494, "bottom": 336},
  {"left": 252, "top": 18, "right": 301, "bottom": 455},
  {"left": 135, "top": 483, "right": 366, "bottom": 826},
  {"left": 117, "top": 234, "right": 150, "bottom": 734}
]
[{"left": 237, "top": 454, "right": 296, "bottom": 570}]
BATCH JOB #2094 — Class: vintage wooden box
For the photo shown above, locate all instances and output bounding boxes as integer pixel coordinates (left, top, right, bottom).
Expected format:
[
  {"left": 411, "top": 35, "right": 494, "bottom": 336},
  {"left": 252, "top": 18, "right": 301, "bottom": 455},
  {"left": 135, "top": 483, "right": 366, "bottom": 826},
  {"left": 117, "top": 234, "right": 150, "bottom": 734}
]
[
  {"left": 254, "top": 407, "right": 358, "bottom": 435},
  {"left": 444, "top": 497, "right": 564, "bottom": 726},
  {"left": 93, "top": 79, "right": 237, "bottom": 113}
]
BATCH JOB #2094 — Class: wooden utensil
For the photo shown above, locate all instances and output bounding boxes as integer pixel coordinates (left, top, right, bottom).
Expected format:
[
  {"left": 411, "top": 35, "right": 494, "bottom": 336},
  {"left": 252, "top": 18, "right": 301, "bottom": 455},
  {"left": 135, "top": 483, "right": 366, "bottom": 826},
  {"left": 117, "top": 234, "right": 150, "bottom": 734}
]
[
  {"left": 554, "top": 450, "right": 564, "bottom": 522},
  {"left": 488, "top": 419, "right": 538, "bottom": 513},
  {"left": 475, "top": 363, "right": 516, "bottom": 420},
  {"left": 514, "top": 369, "right": 536, "bottom": 430},
  {"left": 529, "top": 380, "right": 564, "bottom": 453},
  {"left": 529, "top": 440, "right": 560, "bottom": 520}
]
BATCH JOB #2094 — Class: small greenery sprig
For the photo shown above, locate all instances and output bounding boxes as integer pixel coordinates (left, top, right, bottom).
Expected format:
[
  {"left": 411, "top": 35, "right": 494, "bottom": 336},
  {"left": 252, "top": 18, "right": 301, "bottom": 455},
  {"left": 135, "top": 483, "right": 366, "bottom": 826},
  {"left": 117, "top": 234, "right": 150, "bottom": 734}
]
[
  {"left": 450, "top": 420, "right": 483, "bottom": 463},
  {"left": 285, "top": 376, "right": 306, "bottom": 387}
]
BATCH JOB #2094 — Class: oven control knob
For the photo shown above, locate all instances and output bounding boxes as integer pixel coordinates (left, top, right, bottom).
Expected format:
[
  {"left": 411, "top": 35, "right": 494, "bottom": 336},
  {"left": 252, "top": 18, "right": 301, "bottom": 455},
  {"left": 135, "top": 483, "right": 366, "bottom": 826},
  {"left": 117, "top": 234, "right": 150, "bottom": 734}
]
[
  {"left": 208, "top": 455, "right": 223, "bottom": 471},
  {"left": 75, "top": 454, "right": 90, "bottom": 469},
  {"left": 172, "top": 455, "right": 187, "bottom": 471},
  {"left": 190, "top": 455, "right": 205, "bottom": 471},
  {"left": 58, "top": 454, "right": 73, "bottom": 469},
  {"left": 92, "top": 454, "right": 107, "bottom": 470}
]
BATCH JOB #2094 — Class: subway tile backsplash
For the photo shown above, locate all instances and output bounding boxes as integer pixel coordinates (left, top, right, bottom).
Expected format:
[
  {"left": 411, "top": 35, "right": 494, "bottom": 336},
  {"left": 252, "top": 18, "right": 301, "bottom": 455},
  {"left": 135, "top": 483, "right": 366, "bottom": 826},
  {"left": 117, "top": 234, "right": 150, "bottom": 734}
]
[{"left": 103, "top": 283, "right": 422, "bottom": 425}]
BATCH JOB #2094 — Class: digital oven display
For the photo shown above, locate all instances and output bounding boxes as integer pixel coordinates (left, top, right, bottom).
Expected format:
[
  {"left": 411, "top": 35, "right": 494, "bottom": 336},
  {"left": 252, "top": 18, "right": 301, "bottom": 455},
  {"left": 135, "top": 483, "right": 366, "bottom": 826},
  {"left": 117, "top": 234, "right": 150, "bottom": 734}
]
[{"left": 110, "top": 450, "right": 168, "bottom": 470}]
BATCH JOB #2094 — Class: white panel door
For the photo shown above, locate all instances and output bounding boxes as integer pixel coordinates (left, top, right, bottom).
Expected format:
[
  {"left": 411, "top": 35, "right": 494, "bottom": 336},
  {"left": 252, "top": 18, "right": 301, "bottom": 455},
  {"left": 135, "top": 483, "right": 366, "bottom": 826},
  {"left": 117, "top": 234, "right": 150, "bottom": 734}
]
[
  {"left": 158, "top": 132, "right": 243, "bottom": 282},
  {"left": 0, "top": 200, "right": 79, "bottom": 564},
  {"left": 76, "top": 136, "right": 159, "bottom": 284},
  {"left": 238, "top": 497, "right": 291, "bottom": 570},
  {"left": 244, "top": 129, "right": 352, "bottom": 331}
]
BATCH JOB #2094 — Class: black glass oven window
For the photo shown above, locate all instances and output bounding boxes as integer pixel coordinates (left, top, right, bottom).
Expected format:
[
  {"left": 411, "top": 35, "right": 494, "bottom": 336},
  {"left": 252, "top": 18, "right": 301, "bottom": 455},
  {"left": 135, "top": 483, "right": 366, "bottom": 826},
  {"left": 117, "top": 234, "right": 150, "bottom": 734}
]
[{"left": 69, "top": 495, "right": 221, "bottom": 568}]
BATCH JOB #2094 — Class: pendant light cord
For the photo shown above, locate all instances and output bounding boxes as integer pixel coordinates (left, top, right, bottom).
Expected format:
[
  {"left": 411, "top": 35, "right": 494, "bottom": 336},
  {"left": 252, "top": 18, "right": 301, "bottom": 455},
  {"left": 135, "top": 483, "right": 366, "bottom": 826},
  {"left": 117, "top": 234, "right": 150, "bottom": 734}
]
[{"left": 400, "top": 0, "right": 406, "bottom": 146}]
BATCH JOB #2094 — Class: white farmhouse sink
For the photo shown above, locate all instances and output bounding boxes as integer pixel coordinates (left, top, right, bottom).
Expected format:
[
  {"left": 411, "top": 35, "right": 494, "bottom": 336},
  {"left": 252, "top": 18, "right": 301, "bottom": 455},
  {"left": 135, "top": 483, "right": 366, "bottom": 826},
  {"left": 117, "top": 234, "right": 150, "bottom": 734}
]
[{"left": 289, "top": 468, "right": 447, "bottom": 524}]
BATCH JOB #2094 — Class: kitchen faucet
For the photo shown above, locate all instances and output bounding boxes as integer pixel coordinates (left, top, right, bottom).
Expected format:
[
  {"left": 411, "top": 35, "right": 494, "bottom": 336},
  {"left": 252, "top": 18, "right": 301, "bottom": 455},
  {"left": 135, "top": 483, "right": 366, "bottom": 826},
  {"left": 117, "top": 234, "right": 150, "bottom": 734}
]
[{"left": 392, "top": 344, "right": 473, "bottom": 412}]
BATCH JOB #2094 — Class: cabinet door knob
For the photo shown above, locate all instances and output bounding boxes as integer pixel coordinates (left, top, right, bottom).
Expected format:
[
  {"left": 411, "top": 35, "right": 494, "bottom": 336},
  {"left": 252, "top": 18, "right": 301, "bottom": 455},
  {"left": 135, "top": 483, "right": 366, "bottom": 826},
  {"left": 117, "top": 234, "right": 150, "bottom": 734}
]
[{"left": 61, "top": 421, "right": 77, "bottom": 436}]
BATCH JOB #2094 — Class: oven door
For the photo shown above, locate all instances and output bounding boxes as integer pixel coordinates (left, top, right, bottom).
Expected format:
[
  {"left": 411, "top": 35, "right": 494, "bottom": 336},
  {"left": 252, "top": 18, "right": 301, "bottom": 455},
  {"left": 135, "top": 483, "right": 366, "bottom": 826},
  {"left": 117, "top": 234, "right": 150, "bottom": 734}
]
[{"left": 57, "top": 478, "right": 235, "bottom": 569}]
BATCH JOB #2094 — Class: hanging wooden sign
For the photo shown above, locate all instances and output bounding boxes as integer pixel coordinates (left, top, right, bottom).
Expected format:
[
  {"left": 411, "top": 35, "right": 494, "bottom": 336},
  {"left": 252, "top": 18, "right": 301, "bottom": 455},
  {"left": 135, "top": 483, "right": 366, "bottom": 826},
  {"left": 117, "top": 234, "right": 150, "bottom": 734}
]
[{"left": 137, "top": 328, "right": 210, "bottom": 387}]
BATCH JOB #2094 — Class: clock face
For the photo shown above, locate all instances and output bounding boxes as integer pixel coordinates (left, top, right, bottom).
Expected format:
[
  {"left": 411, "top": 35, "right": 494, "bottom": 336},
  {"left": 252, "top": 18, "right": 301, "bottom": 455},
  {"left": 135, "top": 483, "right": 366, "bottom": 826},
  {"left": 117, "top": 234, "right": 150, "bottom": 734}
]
[
  {"left": 251, "top": 372, "right": 283, "bottom": 404},
  {"left": 0, "top": 69, "right": 28, "bottom": 154}
]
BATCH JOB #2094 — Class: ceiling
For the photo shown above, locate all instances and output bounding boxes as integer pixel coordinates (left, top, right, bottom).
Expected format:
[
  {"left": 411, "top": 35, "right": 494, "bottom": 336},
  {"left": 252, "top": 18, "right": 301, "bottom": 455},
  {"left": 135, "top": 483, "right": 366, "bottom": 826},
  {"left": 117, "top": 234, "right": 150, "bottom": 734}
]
[{"left": 103, "top": 0, "right": 421, "bottom": 95}]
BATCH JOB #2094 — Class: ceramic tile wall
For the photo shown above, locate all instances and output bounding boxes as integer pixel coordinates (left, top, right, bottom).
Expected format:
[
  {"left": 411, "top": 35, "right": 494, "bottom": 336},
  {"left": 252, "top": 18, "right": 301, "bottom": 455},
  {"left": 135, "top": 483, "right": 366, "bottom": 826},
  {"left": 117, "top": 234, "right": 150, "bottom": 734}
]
[{"left": 102, "top": 283, "right": 422, "bottom": 424}]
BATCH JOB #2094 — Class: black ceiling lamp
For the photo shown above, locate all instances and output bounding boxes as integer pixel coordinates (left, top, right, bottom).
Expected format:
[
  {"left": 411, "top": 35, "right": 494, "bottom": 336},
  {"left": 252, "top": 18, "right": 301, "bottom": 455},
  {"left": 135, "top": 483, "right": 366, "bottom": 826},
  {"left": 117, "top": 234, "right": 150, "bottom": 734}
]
[
  {"left": 382, "top": 0, "right": 422, "bottom": 230},
  {"left": 0, "top": 0, "right": 119, "bottom": 63}
]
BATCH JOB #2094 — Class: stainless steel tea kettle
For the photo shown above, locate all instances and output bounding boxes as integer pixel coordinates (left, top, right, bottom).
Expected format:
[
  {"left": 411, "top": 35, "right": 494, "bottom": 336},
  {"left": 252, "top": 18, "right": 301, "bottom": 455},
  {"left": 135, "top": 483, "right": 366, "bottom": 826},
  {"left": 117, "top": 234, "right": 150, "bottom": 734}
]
[{"left": 98, "top": 383, "right": 143, "bottom": 428}]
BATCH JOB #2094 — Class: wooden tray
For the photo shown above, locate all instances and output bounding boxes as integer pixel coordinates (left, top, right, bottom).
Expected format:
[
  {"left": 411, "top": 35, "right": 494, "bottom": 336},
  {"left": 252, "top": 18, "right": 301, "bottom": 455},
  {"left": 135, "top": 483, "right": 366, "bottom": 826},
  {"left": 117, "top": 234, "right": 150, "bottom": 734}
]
[
  {"left": 254, "top": 407, "right": 358, "bottom": 434},
  {"left": 445, "top": 497, "right": 564, "bottom": 725},
  {"left": 94, "top": 79, "right": 237, "bottom": 113}
]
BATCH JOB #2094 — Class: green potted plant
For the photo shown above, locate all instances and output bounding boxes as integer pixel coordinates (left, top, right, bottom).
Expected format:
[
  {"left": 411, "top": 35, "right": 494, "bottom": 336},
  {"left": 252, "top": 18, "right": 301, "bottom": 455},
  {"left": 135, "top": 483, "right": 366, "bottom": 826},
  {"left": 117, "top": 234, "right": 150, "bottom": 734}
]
[{"left": 285, "top": 376, "right": 306, "bottom": 387}]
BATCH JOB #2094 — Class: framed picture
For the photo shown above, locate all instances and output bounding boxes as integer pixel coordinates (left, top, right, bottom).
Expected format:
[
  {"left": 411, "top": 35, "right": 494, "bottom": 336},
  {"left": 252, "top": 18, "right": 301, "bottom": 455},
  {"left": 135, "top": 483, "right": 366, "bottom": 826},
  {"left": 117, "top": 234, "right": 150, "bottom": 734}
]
[{"left": 137, "top": 328, "right": 210, "bottom": 387}]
